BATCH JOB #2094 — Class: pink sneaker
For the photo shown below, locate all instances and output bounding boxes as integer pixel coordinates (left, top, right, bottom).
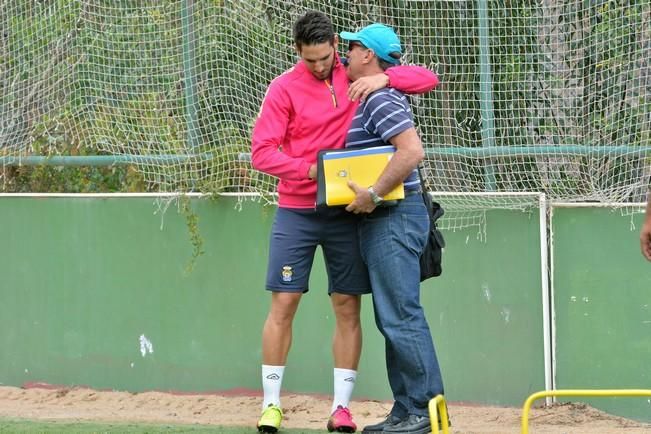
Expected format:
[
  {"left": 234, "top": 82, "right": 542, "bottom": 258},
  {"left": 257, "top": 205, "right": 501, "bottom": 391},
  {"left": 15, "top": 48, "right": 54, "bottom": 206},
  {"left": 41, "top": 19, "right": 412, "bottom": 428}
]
[{"left": 327, "top": 405, "right": 357, "bottom": 433}]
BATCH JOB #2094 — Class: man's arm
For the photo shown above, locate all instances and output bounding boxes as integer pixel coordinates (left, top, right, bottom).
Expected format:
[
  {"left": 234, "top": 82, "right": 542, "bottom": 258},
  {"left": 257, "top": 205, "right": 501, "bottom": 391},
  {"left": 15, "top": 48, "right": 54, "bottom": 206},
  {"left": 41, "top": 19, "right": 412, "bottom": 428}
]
[
  {"left": 346, "top": 128, "right": 424, "bottom": 214},
  {"left": 251, "top": 82, "right": 312, "bottom": 180},
  {"left": 371, "top": 128, "right": 424, "bottom": 197},
  {"left": 386, "top": 65, "right": 440, "bottom": 94},
  {"left": 348, "top": 65, "right": 439, "bottom": 101},
  {"left": 641, "top": 190, "right": 651, "bottom": 261}
]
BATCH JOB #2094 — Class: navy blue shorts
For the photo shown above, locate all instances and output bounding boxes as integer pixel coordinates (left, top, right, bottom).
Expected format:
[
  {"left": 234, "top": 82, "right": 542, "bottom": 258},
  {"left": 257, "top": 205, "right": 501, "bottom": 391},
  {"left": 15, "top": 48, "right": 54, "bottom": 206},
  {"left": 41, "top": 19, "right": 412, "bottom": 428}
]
[{"left": 265, "top": 207, "right": 371, "bottom": 295}]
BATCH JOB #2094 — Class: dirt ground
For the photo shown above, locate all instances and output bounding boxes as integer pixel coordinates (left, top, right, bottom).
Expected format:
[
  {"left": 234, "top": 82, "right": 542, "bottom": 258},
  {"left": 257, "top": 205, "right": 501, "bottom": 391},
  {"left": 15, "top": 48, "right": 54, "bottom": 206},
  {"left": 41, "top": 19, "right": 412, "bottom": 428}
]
[{"left": 0, "top": 385, "right": 650, "bottom": 433}]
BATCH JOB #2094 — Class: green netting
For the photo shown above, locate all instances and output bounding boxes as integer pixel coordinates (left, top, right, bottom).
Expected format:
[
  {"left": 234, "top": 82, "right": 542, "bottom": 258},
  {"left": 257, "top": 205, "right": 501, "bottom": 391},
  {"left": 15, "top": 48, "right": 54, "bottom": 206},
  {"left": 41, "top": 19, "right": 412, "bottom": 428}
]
[{"left": 1, "top": 1, "right": 649, "bottom": 218}]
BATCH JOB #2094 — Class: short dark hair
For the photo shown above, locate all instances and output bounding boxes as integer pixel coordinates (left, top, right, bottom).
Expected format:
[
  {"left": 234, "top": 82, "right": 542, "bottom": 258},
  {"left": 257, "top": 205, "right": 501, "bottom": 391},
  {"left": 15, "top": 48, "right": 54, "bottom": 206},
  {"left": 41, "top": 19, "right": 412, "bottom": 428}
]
[{"left": 293, "top": 11, "right": 335, "bottom": 50}]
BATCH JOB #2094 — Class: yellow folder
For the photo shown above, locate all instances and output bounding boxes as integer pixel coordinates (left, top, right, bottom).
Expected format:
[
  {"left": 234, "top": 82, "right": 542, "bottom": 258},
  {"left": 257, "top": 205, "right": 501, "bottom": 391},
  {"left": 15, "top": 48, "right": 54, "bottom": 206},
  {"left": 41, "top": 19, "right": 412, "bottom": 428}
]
[{"left": 316, "top": 145, "right": 405, "bottom": 207}]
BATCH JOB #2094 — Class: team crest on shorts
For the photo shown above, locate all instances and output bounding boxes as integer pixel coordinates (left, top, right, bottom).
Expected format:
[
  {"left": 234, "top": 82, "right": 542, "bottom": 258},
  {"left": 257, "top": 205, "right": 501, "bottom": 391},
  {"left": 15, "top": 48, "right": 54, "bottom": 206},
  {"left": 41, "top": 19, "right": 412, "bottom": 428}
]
[{"left": 281, "top": 265, "right": 293, "bottom": 282}]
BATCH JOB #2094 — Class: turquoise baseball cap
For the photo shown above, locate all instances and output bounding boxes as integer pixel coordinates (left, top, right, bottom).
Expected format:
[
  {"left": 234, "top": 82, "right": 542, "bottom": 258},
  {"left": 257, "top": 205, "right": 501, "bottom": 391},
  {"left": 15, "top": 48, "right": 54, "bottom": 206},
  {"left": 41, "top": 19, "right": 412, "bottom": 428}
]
[{"left": 340, "top": 23, "right": 402, "bottom": 65}]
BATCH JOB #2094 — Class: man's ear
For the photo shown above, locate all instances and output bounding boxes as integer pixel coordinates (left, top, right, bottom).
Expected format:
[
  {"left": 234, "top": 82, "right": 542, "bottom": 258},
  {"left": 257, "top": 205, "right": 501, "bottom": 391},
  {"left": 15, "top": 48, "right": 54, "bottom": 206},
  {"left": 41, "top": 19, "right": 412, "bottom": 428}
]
[
  {"left": 333, "top": 34, "right": 339, "bottom": 47},
  {"left": 363, "top": 49, "right": 376, "bottom": 64}
]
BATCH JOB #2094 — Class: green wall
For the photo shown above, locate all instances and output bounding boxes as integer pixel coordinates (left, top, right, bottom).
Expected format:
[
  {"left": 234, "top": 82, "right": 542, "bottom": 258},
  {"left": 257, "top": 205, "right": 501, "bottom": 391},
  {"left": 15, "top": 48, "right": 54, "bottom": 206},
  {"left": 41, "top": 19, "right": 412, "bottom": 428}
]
[
  {"left": 0, "top": 196, "right": 544, "bottom": 407},
  {"left": 552, "top": 207, "right": 651, "bottom": 422}
]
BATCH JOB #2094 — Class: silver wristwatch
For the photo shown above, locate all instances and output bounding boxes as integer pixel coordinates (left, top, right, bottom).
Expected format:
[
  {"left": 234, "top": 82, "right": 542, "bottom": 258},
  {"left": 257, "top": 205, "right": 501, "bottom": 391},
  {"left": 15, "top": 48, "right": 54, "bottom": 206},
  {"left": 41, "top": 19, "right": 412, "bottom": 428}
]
[{"left": 367, "top": 186, "right": 384, "bottom": 205}]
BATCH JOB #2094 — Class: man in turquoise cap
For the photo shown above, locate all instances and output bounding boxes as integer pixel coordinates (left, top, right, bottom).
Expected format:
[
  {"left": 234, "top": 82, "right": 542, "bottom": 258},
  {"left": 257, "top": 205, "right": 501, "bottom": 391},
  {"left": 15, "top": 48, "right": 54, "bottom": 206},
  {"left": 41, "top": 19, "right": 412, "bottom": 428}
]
[{"left": 339, "top": 23, "right": 446, "bottom": 434}]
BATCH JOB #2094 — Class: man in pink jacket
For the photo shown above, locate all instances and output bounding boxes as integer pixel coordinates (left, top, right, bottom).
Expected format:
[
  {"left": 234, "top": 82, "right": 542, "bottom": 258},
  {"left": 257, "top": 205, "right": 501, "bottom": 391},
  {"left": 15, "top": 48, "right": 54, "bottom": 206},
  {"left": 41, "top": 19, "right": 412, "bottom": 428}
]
[{"left": 251, "top": 11, "right": 439, "bottom": 433}]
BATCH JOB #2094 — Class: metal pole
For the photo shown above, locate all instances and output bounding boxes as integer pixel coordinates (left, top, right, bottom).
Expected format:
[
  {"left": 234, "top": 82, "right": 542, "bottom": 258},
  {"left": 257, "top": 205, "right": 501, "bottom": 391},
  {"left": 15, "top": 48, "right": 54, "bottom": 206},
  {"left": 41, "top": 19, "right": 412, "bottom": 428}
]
[
  {"left": 539, "top": 194, "right": 553, "bottom": 405},
  {"left": 3, "top": 146, "right": 651, "bottom": 167},
  {"left": 181, "top": 0, "right": 200, "bottom": 151},
  {"left": 477, "top": 0, "right": 497, "bottom": 191}
]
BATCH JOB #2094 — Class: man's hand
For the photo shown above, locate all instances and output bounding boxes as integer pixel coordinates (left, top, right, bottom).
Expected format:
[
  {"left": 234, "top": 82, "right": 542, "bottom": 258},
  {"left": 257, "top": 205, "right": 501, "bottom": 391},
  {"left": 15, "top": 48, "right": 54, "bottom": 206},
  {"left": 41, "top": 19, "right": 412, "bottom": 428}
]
[
  {"left": 641, "top": 220, "right": 651, "bottom": 262},
  {"left": 348, "top": 73, "right": 389, "bottom": 102},
  {"left": 308, "top": 164, "right": 317, "bottom": 180},
  {"left": 345, "top": 181, "right": 377, "bottom": 214}
]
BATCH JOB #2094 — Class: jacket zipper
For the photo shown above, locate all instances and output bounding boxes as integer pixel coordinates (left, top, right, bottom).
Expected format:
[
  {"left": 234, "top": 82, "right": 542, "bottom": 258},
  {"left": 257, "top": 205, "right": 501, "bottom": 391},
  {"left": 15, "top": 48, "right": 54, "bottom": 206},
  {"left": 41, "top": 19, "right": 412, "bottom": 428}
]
[{"left": 324, "top": 79, "right": 338, "bottom": 108}]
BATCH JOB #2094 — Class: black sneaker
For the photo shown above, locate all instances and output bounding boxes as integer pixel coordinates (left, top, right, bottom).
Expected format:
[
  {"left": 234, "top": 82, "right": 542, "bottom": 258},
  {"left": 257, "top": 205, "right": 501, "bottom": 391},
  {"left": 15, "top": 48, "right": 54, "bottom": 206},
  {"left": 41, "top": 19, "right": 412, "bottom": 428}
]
[
  {"left": 383, "top": 414, "right": 430, "bottom": 434},
  {"left": 361, "top": 413, "right": 404, "bottom": 434}
]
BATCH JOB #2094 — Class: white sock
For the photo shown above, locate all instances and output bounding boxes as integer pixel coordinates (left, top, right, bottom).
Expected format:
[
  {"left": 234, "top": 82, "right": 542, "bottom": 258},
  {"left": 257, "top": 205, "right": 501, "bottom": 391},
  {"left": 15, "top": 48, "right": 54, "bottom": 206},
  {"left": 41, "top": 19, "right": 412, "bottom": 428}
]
[
  {"left": 262, "top": 365, "right": 285, "bottom": 410},
  {"left": 332, "top": 368, "right": 357, "bottom": 413}
]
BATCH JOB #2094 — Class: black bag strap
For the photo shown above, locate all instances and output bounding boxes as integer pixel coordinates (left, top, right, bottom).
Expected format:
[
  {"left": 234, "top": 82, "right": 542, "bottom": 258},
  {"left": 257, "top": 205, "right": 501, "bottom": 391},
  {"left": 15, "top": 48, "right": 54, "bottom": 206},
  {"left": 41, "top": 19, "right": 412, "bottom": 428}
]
[
  {"left": 417, "top": 165, "right": 433, "bottom": 212},
  {"left": 417, "top": 165, "right": 427, "bottom": 196},
  {"left": 417, "top": 165, "right": 444, "bottom": 221}
]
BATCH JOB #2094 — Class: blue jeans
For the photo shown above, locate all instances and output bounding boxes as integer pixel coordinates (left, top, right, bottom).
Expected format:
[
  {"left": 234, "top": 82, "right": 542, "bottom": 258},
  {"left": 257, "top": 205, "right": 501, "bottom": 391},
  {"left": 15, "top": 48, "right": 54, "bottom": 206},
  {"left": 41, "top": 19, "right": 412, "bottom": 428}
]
[{"left": 358, "top": 194, "right": 444, "bottom": 418}]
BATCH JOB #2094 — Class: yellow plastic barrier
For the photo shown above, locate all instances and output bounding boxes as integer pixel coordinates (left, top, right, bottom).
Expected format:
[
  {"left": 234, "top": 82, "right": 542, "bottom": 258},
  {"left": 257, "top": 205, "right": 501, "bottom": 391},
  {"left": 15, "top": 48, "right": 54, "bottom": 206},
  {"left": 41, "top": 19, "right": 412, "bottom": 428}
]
[
  {"left": 522, "top": 389, "right": 651, "bottom": 434},
  {"left": 428, "top": 394, "right": 450, "bottom": 434}
]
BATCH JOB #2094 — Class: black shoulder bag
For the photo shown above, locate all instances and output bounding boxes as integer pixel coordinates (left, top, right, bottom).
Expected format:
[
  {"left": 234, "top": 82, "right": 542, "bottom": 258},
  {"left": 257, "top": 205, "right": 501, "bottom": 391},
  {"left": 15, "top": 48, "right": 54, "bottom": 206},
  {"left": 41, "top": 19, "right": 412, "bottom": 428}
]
[{"left": 418, "top": 167, "right": 445, "bottom": 281}]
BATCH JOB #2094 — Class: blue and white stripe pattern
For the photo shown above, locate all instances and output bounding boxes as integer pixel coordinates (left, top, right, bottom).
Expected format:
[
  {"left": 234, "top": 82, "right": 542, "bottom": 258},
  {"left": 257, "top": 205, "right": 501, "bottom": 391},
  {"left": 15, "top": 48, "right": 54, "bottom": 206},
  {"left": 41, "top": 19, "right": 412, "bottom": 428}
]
[{"left": 345, "top": 88, "right": 420, "bottom": 191}]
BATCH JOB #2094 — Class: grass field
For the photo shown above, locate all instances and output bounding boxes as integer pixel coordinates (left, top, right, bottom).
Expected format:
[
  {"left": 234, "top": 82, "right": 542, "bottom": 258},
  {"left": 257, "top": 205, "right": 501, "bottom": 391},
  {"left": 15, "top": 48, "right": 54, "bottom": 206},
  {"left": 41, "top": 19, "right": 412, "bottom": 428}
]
[{"left": 0, "top": 419, "right": 323, "bottom": 433}]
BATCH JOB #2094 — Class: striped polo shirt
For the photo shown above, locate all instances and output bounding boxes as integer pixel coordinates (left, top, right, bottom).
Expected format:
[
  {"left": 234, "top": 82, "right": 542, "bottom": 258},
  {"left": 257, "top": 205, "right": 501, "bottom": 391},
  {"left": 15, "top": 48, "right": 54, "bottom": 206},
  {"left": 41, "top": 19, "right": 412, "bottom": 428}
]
[{"left": 344, "top": 88, "right": 420, "bottom": 192}]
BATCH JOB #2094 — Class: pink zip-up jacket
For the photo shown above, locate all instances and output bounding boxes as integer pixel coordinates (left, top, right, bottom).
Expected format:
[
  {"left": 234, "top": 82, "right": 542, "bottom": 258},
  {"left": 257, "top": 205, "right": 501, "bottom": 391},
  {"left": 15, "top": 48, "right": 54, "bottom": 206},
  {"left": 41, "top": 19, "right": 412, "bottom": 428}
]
[{"left": 251, "top": 55, "right": 440, "bottom": 209}]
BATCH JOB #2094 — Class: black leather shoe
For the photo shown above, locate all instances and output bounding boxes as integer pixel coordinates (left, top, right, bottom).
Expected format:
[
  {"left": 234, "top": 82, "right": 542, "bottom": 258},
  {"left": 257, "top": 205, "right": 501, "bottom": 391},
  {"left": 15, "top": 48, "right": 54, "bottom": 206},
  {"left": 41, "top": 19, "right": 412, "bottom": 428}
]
[
  {"left": 383, "top": 414, "right": 430, "bottom": 434},
  {"left": 361, "top": 413, "right": 404, "bottom": 434}
]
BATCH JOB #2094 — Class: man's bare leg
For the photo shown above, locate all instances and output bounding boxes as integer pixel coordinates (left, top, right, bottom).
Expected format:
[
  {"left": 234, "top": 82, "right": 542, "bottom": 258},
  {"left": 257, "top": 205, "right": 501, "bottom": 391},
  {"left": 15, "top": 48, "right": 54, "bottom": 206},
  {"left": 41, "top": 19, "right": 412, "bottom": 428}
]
[
  {"left": 261, "top": 291, "right": 302, "bottom": 409},
  {"left": 330, "top": 293, "right": 362, "bottom": 414}
]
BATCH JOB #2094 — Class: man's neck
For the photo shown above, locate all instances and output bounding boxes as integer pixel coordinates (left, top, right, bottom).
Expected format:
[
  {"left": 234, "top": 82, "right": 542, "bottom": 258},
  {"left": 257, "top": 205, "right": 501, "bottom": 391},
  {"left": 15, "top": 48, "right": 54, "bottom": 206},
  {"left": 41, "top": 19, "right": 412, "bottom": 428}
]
[{"left": 361, "top": 65, "right": 384, "bottom": 81}]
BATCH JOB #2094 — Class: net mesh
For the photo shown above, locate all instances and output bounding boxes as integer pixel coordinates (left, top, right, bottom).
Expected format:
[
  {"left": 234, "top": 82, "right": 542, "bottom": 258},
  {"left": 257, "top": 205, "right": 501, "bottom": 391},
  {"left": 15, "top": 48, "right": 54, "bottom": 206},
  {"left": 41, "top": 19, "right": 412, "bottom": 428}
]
[{"left": 1, "top": 1, "right": 649, "bottom": 226}]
